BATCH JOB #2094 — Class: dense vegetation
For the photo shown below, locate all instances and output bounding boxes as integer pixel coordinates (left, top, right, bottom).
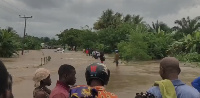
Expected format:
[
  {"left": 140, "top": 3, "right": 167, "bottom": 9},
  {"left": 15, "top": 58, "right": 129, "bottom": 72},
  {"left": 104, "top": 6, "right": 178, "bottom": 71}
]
[
  {"left": 57, "top": 9, "right": 200, "bottom": 62},
  {"left": 1, "top": 9, "right": 200, "bottom": 63},
  {"left": 0, "top": 27, "right": 58, "bottom": 57}
]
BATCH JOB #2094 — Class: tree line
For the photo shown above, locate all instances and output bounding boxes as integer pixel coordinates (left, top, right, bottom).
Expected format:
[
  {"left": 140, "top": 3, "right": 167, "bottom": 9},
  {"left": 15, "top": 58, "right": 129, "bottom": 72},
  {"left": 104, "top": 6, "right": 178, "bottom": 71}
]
[
  {"left": 0, "top": 27, "right": 58, "bottom": 57},
  {"left": 57, "top": 9, "right": 200, "bottom": 62},
  {"left": 1, "top": 9, "right": 200, "bottom": 62}
]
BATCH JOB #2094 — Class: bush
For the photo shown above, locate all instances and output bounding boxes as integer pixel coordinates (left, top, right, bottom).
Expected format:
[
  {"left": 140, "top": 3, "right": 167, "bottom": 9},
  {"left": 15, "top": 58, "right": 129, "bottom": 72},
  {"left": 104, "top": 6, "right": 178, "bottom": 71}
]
[
  {"left": 118, "top": 25, "right": 151, "bottom": 61},
  {"left": 0, "top": 29, "right": 20, "bottom": 57},
  {"left": 24, "top": 36, "right": 42, "bottom": 50},
  {"left": 97, "top": 25, "right": 131, "bottom": 53},
  {"left": 175, "top": 52, "right": 200, "bottom": 62},
  {"left": 145, "top": 32, "right": 174, "bottom": 59}
]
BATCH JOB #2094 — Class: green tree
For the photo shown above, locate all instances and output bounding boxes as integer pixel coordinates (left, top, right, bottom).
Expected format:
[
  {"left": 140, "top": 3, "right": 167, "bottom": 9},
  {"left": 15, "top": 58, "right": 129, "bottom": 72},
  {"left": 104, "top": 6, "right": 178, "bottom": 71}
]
[
  {"left": 48, "top": 38, "right": 58, "bottom": 47},
  {"left": 24, "top": 36, "right": 42, "bottom": 50},
  {"left": 123, "top": 14, "right": 132, "bottom": 22},
  {"left": 57, "top": 28, "right": 82, "bottom": 48},
  {"left": 168, "top": 31, "right": 200, "bottom": 62},
  {"left": 149, "top": 20, "right": 171, "bottom": 33},
  {"left": 118, "top": 24, "right": 151, "bottom": 61},
  {"left": 93, "top": 9, "right": 114, "bottom": 30},
  {"left": 132, "top": 15, "right": 144, "bottom": 24},
  {"left": 97, "top": 23, "right": 132, "bottom": 53},
  {"left": 112, "top": 12, "right": 123, "bottom": 28},
  {"left": 93, "top": 9, "right": 124, "bottom": 30},
  {"left": 79, "top": 29, "right": 97, "bottom": 49},
  {"left": 145, "top": 30, "right": 174, "bottom": 59},
  {"left": 43, "top": 37, "right": 50, "bottom": 43},
  {"left": 173, "top": 16, "right": 200, "bottom": 37},
  {"left": 168, "top": 31, "right": 200, "bottom": 54},
  {"left": 0, "top": 28, "right": 20, "bottom": 57},
  {"left": 123, "top": 14, "right": 144, "bottom": 24}
]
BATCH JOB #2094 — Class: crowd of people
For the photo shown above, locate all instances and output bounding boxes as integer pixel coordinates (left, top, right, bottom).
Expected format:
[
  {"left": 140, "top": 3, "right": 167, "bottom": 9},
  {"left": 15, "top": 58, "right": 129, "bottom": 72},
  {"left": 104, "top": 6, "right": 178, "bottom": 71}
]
[
  {"left": 1, "top": 54, "right": 200, "bottom": 97},
  {"left": 33, "top": 62, "right": 117, "bottom": 98},
  {"left": 83, "top": 48, "right": 120, "bottom": 67}
]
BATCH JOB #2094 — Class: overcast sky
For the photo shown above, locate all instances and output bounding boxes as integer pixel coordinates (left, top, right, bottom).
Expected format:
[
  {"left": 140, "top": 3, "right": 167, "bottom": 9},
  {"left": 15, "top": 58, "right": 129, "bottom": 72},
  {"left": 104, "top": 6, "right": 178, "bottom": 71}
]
[{"left": 0, "top": 0, "right": 200, "bottom": 38}]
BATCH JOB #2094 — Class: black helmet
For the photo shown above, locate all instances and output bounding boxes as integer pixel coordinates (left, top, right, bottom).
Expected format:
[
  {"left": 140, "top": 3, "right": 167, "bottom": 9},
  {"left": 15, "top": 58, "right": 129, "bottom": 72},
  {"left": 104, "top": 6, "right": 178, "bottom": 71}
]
[{"left": 85, "top": 62, "right": 110, "bottom": 85}]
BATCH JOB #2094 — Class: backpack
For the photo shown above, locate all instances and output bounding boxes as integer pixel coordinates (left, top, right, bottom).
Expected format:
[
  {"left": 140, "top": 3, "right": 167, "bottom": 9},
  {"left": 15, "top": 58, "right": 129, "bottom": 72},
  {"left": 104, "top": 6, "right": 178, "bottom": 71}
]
[{"left": 69, "top": 85, "right": 98, "bottom": 98}]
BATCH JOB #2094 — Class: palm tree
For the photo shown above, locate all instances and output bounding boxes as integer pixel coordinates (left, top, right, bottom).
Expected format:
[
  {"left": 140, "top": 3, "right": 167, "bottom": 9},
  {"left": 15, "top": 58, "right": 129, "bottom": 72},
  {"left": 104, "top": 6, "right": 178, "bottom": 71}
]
[
  {"left": 112, "top": 12, "right": 123, "bottom": 28},
  {"left": 123, "top": 14, "right": 144, "bottom": 24},
  {"left": 132, "top": 15, "right": 143, "bottom": 24},
  {"left": 93, "top": 9, "right": 115, "bottom": 30},
  {"left": 0, "top": 28, "right": 19, "bottom": 57},
  {"left": 168, "top": 31, "right": 200, "bottom": 54},
  {"left": 173, "top": 16, "right": 200, "bottom": 35},
  {"left": 123, "top": 14, "right": 132, "bottom": 22},
  {"left": 150, "top": 20, "right": 171, "bottom": 33}
]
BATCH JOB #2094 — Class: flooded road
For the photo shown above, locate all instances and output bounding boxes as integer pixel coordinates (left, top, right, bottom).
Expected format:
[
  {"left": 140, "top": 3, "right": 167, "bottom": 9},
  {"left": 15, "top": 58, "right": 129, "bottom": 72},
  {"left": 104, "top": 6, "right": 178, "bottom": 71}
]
[{"left": 1, "top": 49, "right": 200, "bottom": 98}]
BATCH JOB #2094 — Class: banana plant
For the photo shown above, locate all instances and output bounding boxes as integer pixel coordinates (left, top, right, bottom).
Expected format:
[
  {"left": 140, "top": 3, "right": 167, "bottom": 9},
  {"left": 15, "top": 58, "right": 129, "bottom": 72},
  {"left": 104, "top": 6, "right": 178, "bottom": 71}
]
[{"left": 168, "top": 31, "right": 200, "bottom": 55}]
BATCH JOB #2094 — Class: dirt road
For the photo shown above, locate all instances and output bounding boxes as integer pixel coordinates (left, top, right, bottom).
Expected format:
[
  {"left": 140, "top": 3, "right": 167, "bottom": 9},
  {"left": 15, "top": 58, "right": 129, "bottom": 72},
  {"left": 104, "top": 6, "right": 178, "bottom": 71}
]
[{"left": 1, "top": 49, "right": 200, "bottom": 98}]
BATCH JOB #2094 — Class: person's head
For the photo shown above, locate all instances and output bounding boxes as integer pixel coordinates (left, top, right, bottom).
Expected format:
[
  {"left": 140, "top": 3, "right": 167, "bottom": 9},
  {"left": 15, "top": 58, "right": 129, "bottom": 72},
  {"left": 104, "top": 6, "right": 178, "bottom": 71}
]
[
  {"left": 100, "top": 52, "right": 104, "bottom": 55},
  {"left": 33, "top": 68, "right": 51, "bottom": 88},
  {"left": 85, "top": 62, "right": 110, "bottom": 87},
  {"left": 159, "top": 57, "right": 181, "bottom": 80},
  {"left": 0, "top": 60, "right": 13, "bottom": 98},
  {"left": 58, "top": 64, "right": 76, "bottom": 85},
  {"left": 115, "top": 50, "right": 118, "bottom": 53}
]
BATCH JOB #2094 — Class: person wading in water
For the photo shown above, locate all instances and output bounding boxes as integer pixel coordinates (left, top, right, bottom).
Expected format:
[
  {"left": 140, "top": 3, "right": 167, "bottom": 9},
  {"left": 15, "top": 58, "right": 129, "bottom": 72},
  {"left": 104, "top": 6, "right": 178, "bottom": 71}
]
[
  {"left": 100, "top": 52, "right": 105, "bottom": 63},
  {"left": 114, "top": 50, "right": 119, "bottom": 67}
]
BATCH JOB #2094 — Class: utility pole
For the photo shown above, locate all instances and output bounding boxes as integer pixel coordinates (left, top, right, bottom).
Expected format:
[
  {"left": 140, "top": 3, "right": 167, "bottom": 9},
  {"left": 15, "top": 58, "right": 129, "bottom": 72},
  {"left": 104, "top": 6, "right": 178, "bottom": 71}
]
[{"left": 19, "top": 15, "right": 32, "bottom": 55}]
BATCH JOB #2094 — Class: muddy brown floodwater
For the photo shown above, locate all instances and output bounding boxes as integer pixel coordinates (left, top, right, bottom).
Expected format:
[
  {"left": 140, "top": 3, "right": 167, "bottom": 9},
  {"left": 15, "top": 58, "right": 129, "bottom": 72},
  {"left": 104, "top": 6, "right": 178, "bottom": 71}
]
[{"left": 1, "top": 49, "right": 200, "bottom": 98}]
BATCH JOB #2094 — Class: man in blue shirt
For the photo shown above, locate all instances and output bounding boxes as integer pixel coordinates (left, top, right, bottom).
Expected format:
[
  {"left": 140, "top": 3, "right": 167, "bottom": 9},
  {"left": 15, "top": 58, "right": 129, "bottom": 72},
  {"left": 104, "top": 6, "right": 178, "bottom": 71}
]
[
  {"left": 192, "top": 77, "right": 200, "bottom": 92},
  {"left": 147, "top": 57, "right": 200, "bottom": 98}
]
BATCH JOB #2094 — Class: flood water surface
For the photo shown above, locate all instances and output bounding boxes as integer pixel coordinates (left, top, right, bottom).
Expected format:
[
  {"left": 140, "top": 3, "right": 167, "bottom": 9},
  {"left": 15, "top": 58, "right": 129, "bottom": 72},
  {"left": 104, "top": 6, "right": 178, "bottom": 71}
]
[{"left": 2, "top": 50, "right": 200, "bottom": 98}]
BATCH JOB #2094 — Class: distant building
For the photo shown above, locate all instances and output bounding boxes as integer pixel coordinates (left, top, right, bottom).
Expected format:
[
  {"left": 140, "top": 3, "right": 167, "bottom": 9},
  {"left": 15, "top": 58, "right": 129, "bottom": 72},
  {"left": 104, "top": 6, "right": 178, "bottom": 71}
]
[{"left": 41, "top": 43, "right": 45, "bottom": 49}]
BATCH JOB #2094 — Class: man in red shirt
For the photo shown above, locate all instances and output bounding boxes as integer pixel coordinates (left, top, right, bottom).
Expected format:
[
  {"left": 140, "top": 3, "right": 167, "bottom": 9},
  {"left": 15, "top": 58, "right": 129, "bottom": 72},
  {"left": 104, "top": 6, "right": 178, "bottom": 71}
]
[{"left": 50, "top": 64, "right": 76, "bottom": 98}]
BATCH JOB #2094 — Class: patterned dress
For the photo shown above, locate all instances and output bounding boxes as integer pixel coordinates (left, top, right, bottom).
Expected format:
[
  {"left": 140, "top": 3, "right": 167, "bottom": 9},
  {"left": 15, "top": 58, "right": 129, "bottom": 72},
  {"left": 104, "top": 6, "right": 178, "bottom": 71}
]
[
  {"left": 94, "top": 86, "right": 117, "bottom": 98},
  {"left": 69, "top": 85, "right": 118, "bottom": 98}
]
